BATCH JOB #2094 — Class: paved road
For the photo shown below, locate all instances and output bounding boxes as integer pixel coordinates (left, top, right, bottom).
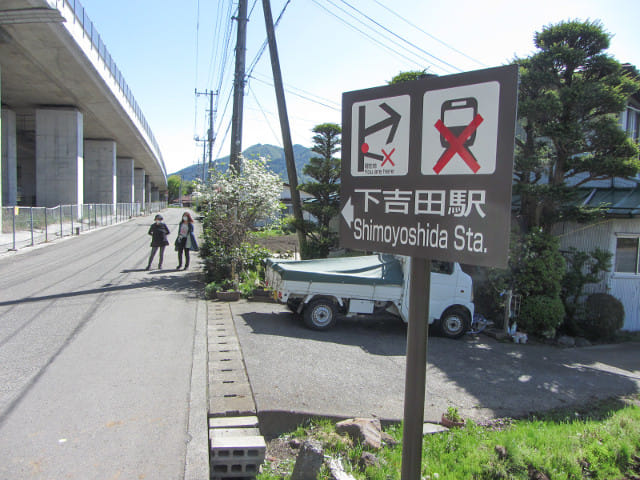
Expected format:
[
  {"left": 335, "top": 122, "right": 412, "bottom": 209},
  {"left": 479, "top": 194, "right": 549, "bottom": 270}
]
[
  {"left": 229, "top": 300, "right": 640, "bottom": 433},
  {"left": 0, "top": 210, "right": 208, "bottom": 479}
]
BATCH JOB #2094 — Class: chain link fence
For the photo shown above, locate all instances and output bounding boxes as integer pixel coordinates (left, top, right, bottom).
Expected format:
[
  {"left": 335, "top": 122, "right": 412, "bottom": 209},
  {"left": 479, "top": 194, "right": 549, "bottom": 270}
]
[{"left": 1, "top": 202, "right": 166, "bottom": 252}]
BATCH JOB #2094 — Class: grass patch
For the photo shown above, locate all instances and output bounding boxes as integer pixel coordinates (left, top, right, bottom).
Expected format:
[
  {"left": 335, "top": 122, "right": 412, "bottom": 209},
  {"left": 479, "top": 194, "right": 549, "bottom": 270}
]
[
  {"left": 258, "top": 396, "right": 640, "bottom": 479},
  {"left": 249, "top": 227, "right": 291, "bottom": 239}
]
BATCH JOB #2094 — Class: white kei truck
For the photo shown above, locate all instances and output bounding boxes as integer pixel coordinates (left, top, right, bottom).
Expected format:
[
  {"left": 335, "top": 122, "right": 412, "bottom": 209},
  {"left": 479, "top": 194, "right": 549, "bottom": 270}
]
[{"left": 265, "top": 253, "right": 474, "bottom": 339}]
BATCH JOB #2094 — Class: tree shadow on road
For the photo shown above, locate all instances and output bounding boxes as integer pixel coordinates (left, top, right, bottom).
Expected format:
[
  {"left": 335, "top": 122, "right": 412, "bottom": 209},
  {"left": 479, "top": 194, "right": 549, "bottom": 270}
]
[
  {"left": 236, "top": 304, "right": 408, "bottom": 357},
  {"left": 425, "top": 335, "right": 640, "bottom": 420},
  {"left": 0, "top": 268, "right": 206, "bottom": 307},
  {"left": 232, "top": 301, "right": 640, "bottom": 422}
]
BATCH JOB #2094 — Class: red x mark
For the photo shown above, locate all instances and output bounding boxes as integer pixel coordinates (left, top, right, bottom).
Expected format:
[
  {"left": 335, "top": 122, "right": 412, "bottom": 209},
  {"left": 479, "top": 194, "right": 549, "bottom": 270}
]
[
  {"left": 433, "top": 114, "right": 484, "bottom": 174},
  {"left": 381, "top": 148, "right": 395, "bottom": 167}
]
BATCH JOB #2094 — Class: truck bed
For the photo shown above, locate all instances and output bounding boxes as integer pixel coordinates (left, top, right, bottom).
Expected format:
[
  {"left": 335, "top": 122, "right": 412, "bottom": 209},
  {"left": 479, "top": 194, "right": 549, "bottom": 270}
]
[{"left": 265, "top": 254, "right": 403, "bottom": 286}]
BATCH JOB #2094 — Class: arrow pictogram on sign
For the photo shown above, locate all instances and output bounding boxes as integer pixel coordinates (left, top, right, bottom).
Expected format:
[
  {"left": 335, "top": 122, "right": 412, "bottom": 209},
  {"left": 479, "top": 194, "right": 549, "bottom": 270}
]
[
  {"left": 341, "top": 197, "right": 354, "bottom": 228},
  {"left": 433, "top": 114, "right": 484, "bottom": 174},
  {"left": 358, "top": 102, "right": 401, "bottom": 172}
]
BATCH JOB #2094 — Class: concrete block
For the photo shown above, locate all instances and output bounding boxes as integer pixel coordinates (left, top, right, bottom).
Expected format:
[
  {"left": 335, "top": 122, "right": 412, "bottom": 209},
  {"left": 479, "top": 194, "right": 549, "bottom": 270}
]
[
  {"left": 210, "top": 345, "right": 242, "bottom": 355},
  {"left": 209, "top": 372, "right": 248, "bottom": 387},
  {"left": 210, "top": 435, "right": 266, "bottom": 454},
  {"left": 209, "top": 350, "right": 244, "bottom": 362},
  {"left": 210, "top": 437, "right": 265, "bottom": 479},
  {"left": 209, "top": 394, "right": 256, "bottom": 417},
  {"left": 209, "top": 416, "right": 259, "bottom": 429},
  {"left": 423, "top": 422, "right": 449, "bottom": 435},
  {"left": 209, "top": 427, "right": 260, "bottom": 439},
  {"left": 209, "top": 381, "right": 252, "bottom": 398}
]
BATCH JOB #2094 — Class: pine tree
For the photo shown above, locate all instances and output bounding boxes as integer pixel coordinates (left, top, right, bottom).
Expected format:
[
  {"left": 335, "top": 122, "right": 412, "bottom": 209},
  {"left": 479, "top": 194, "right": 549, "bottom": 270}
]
[
  {"left": 298, "top": 123, "right": 341, "bottom": 258},
  {"left": 514, "top": 20, "right": 640, "bottom": 232}
]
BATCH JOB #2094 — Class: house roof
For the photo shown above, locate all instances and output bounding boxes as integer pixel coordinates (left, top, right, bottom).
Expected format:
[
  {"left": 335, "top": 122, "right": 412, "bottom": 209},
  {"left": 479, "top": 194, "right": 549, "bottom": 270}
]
[
  {"left": 512, "top": 184, "right": 640, "bottom": 217},
  {"left": 579, "top": 186, "right": 640, "bottom": 216}
]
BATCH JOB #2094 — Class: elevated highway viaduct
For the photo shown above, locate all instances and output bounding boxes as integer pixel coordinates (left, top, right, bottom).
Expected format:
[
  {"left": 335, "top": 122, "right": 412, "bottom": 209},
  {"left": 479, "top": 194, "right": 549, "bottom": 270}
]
[{"left": 0, "top": 0, "right": 167, "bottom": 215}]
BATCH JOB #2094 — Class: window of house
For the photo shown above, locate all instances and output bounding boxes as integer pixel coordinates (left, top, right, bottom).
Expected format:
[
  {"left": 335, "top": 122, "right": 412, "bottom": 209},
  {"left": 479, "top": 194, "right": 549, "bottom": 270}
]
[
  {"left": 615, "top": 236, "right": 640, "bottom": 274},
  {"left": 624, "top": 107, "right": 639, "bottom": 142}
]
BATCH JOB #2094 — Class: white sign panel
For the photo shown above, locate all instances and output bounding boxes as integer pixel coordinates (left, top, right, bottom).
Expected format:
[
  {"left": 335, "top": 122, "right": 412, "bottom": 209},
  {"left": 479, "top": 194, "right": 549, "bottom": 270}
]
[
  {"left": 421, "top": 81, "right": 499, "bottom": 175},
  {"left": 350, "top": 95, "right": 410, "bottom": 176}
]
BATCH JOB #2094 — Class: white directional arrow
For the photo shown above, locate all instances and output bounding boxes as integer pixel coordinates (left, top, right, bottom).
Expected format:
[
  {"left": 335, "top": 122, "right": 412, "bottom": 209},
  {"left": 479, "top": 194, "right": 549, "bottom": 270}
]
[{"left": 341, "top": 197, "right": 354, "bottom": 228}]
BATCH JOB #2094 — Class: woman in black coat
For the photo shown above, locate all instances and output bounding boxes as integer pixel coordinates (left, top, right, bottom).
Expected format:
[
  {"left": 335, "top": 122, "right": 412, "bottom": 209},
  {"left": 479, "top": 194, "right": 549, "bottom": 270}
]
[{"left": 146, "top": 214, "right": 170, "bottom": 270}]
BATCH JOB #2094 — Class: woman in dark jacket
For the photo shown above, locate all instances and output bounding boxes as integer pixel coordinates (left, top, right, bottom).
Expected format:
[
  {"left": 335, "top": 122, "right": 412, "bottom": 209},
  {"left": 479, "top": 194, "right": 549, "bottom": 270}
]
[
  {"left": 175, "top": 211, "right": 198, "bottom": 270},
  {"left": 146, "top": 214, "right": 170, "bottom": 270}
]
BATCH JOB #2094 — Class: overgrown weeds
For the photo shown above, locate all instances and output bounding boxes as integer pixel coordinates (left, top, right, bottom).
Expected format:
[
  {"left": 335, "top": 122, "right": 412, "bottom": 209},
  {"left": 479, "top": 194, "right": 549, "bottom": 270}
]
[{"left": 258, "top": 396, "right": 640, "bottom": 479}]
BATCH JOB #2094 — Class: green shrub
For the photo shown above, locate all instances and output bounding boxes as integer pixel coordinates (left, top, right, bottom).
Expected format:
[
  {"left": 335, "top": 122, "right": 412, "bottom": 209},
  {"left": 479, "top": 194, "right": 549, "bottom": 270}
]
[
  {"left": 560, "top": 247, "right": 612, "bottom": 335},
  {"left": 474, "top": 230, "right": 565, "bottom": 328},
  {"left": 204, "top": 282, "right": 219, "bottom": 300},
  {"left": 579, "top": 293, "right": 625, "bottom": 340},
  {"left": 511, "top": 229, "right": 565, "bottom": 298},
  {"left": 280, "top": 215, "right": 297, "bottom": 234},
  {"left": 238, "top": 270, "right": 262, "bottom": 298},
  {"left": 473, "top": 267, "right": 510, "bottom": 327},
  {"left": 201, "top": 238, "right": 271, "bottom": 284},
  {"left": 518, "top": 295, "right": 565, "bottom": 337}
]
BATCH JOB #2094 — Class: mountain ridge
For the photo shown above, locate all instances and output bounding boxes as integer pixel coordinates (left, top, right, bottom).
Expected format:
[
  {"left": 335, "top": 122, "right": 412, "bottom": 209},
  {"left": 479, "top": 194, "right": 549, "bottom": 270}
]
[{"left": 169, "top": 143, "right": 313, "bottom": 183}]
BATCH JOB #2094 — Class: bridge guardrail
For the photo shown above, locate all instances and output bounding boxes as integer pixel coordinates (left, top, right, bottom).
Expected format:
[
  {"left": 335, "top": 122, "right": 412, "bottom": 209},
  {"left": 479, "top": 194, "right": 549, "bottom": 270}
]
[
  {"left": 1, "top": 202, "right": 166, "bottom": 252},
  {"left": 49, "top": 0, "right": 166, "bottom": 178}
]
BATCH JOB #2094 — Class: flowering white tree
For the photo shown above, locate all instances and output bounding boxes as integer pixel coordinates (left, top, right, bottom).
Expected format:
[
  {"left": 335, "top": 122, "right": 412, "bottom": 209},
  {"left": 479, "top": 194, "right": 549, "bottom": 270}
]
[{"left": 202, "top": 156, "right": 282, "bottom": 247}]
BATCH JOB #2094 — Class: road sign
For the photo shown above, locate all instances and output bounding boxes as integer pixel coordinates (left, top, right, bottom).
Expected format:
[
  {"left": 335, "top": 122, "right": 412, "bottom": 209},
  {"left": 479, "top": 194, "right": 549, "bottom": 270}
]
[
  {"left": 350, "top": 95, "right": 410, "bottom": 176},
  {"left": 340, "top": 65, "right": 519, "bottom": 268}
]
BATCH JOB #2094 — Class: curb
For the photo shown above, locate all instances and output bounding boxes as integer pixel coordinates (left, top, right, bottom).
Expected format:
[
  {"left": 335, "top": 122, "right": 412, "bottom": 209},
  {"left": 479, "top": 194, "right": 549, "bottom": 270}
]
[
  {"left": 208, "top": 302, "right": 257, "bottom": 417},
  {"left": 207, "top": 301, "right": 265, "bottom": 479},
  {"left": 184, "top": 299, "right": 211, "bottom": 480}
]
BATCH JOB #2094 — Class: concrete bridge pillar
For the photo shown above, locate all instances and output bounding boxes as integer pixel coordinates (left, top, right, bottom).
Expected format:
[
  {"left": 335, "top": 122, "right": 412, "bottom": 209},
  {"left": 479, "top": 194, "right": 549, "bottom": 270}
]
[
  {"left": 35, "top": 108, "right": 83, "bottom": 208},
  {"left": 134, "top": 167, "right": 145, "bottom": 210},
  {"left": 151, "top": 186, "right": 159, "bottom": 202},
  {"left": 2, "top": 108, "right": 18, "bottom": 206},
  {"left": 145, "top": 174, "right": 151, "bottom": 206},
  {"left": 84, "top": 140, "right": 116, "bottom": 205},
  {"left": 116, "top": 157, "right": 134, "bottom": 203}
]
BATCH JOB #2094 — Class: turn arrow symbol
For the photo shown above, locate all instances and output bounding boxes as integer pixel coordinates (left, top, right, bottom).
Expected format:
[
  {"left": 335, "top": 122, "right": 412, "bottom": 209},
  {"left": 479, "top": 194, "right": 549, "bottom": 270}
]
[
  {"left": 341, "top": 197, "right": 354, "bottom": 228},
  {"left": 363, "top": 102, "right": 401, "bottom": 144}
]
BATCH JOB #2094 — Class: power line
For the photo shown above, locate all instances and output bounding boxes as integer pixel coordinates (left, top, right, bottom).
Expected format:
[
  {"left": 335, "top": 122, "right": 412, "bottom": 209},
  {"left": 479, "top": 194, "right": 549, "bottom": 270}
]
[
  {"left": 213, "top": 119, "right": 233, "bottom": 163},
  {"left": 250, "top": 71, "right": 340, "bottom": 108},
  {"left": 246, "top": 0, "right": 293, "bottom": 79},
  {"left": 208, "top": 1, "right": 235, "bottom": 91},
  {"left": 333, "top": 0, "right": 462, "bottom": 73},
  {"left": 248, "top": 74, "right": 340, "bottom": 111},
  {"left": 248, "top": 84, "right": 282, "bottom": 147},
  {"left": 248, "top": 0, "right": 259, "bottom": 19},
  {"left": 193, "top": 0, "right": 201, "bottom": 135},
  {"left": 309, "top": 0, "right": 435, "bottom": 73},
  {"left": 370, "top": 0, "right": 487, "bottom": 68}
]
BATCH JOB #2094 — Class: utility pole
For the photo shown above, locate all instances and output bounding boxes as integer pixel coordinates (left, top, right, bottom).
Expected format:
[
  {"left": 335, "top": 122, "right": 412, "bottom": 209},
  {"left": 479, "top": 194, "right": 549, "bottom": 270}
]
[
  {"left": 195, "top": 89, "right": 216, "bottom": 183},
  {"left": 208, "top": 91, "right": 214, "bottom": 172},
  {"left": 201, "top": 140, "right": 207, "bottom": 181},
  {"left": 262, "top": 0, "right": 306, "bottom": 255},
  {"left": 230, "top": 0, "right": 248, "bottom": 171}
]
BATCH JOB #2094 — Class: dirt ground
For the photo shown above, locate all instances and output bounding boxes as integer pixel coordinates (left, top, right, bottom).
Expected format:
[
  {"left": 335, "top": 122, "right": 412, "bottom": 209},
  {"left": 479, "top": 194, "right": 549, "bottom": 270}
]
[{"left": 252, "top": 233, "right": 300, "bottom": 257}]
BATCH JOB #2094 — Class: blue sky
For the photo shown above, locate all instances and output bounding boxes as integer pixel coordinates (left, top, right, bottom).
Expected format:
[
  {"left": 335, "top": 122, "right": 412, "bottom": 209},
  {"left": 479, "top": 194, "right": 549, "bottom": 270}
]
[{"left": 78, "top": 0, "right": 640, "bottom": 175}]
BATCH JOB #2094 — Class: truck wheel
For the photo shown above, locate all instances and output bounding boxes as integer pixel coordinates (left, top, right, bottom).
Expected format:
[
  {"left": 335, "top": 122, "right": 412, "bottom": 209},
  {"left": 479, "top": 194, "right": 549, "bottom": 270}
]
[
  {"left": 303, "top": 299, "right": 337, "bottom": 330},
  {"left": 438, "top": 307, "right": 469, "bottom": 339}
]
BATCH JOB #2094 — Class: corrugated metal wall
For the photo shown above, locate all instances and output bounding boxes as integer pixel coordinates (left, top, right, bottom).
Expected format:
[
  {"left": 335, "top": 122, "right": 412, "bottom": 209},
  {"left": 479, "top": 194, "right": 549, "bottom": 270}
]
[{"left": 554, "top": 219, "right": 640, "bottom": 331}]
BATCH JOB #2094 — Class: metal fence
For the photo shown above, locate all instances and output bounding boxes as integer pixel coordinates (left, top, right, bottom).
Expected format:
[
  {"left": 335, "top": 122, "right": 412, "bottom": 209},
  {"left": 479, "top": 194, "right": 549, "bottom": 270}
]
[{"left": 1, "top": 202, "right": 166, "bottom": 252}]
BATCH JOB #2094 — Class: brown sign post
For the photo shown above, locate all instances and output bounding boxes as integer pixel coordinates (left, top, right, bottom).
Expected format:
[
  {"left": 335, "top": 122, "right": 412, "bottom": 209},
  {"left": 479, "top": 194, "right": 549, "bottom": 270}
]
[{"left": 340, "top": 65, "right": 519, "bottom": 478}]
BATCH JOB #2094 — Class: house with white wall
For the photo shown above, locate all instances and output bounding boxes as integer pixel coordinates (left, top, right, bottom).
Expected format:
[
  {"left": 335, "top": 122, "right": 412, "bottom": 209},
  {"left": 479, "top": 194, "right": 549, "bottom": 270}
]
[{"left": 553, "top": 83, "right": 640, "bottom": 331}]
